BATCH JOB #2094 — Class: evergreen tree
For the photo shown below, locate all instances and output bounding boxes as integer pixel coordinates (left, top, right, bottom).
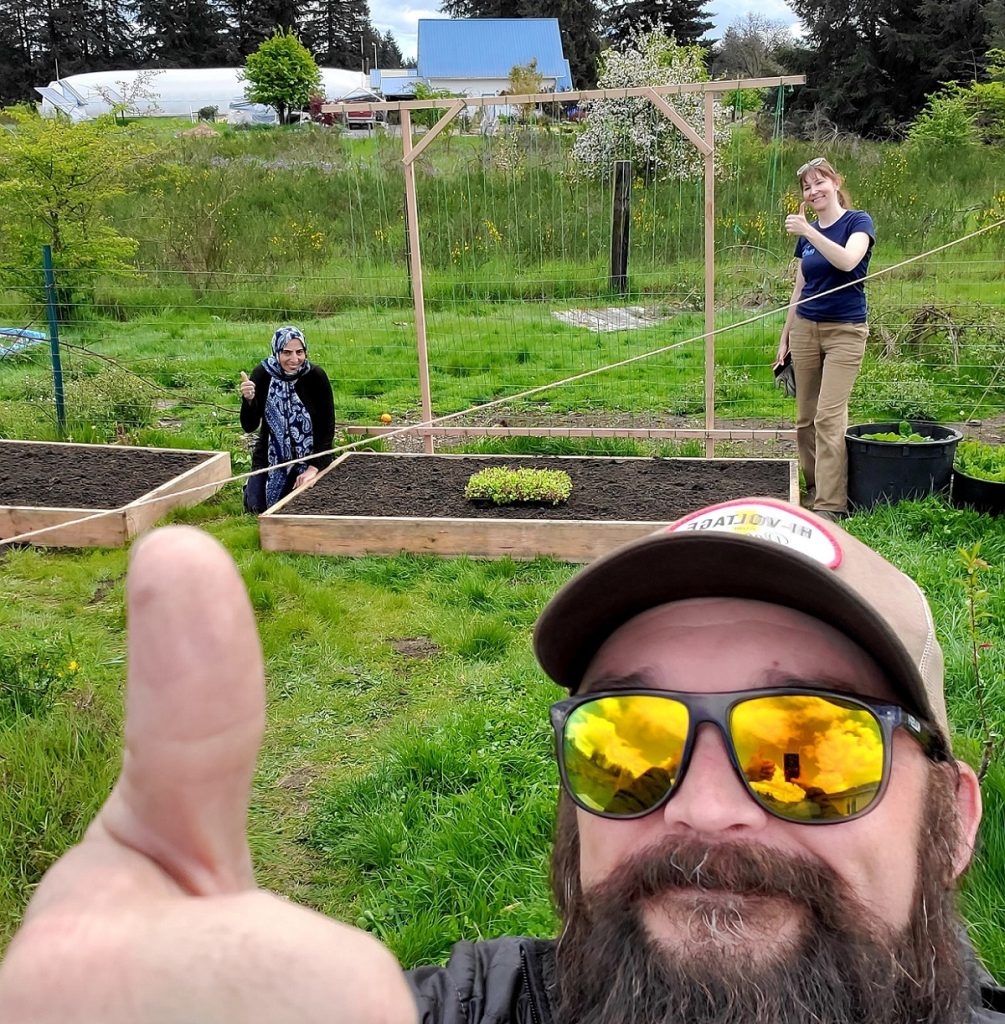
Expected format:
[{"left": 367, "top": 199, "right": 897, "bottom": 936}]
[
  {"left": 439, "top": 0, "right": 520, "bottom": 14},
  {"left": 299, "top": 0, "right": 369, "bottom": 67},
  {"left": 0, "top": 0, "right": 42, "bottom": 103},
  {"left": 134, "top": 0, "right": 230, "bottom": 66},
  {"left": 789, "top": 0, "right": 993, "bottom": 136},
  {"left": 221, "top": 0, "right": 301, "bottom": 61},
  {"left": 988, "top": 0, "right": 1005, "bottom": 48},
  {"left": 376, "top": 29, "right": 403, "bottom": 67},
  {"left": 603, "top": 0, "right": 713, "bottom": 48}
]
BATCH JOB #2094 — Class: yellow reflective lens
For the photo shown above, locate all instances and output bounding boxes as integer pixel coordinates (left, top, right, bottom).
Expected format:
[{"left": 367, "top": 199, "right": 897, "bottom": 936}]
[
  {"left": 564, "top": 695, "right": 688, "bottom": 815},
  {"left": 730, "top": 695, "right": 884, "bottom": 821}
]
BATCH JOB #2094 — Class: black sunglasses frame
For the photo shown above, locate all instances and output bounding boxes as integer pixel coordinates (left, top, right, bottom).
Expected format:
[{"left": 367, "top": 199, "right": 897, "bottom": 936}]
[{"left": 550, "top": 687, "right": 939, "bottom": 825}]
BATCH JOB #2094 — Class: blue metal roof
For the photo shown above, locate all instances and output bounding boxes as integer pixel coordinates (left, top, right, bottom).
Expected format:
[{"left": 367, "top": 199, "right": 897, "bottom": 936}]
[{"left": 417, "top": 19, "right": 572, "bottom": 89}]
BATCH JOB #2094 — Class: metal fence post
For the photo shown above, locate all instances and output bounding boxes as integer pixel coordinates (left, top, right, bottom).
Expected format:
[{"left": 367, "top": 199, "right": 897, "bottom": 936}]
[
  {"left": 610, "top": 160, "right": 631, "bottom": 294},
  {"left": 42, "top": 245, "right": 66, "bottom": 433}
]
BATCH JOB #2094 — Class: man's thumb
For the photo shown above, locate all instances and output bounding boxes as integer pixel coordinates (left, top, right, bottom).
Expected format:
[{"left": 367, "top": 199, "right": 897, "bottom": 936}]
[{"left": 240, "top": 371, "right": 249, "bottom": 382}]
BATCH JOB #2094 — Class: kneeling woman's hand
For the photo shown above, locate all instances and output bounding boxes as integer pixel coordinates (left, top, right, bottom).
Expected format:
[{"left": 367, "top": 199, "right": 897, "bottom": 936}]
[{"left": 293, "top": 465, "right": 319, "bottom": 490}]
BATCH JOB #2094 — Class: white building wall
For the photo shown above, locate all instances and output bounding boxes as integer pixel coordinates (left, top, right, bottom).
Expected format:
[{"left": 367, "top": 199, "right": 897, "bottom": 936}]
[{"left": 38, "top": 67, "right": 367, "bottom": 120}]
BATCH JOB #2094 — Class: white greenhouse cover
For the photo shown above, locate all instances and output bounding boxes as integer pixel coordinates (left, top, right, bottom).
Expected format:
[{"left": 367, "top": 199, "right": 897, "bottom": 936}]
[{"left": 36, "top": 67, "right": 366, "bottom": 121}]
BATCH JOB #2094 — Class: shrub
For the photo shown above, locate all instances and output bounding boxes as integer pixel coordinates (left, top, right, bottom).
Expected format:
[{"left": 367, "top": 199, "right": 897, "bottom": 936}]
[
  {"left": 464, "top": 466, "right": 573, "bottom": 505},
  {"left": 852, "top": 357, "right": 938, "bottom": 420},
  {"left": 0, "top": 640, "right": 79, "bottom": 722},
  {"left": 62, "top": 366, "right": 156, "bottom": 433},
  {"left": 907, "top": 84, "right": 979, "bottom": 148},
  {"left": 197, "top": 106, "right": 218, "bottom": 122},
  {"left": 955, "top": 441, "right": 1005, "bottom": 483}
]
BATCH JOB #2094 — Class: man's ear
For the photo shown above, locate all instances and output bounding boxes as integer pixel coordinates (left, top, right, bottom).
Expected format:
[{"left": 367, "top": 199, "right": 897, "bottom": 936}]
[{"left": 950, "top": 760, "right": 983, "bottom": 879}]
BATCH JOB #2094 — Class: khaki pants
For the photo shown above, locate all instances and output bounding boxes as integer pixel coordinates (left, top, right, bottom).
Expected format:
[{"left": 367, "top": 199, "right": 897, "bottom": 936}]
[{"left": 788, "top": 317, "right": 868, "bottom": 513}]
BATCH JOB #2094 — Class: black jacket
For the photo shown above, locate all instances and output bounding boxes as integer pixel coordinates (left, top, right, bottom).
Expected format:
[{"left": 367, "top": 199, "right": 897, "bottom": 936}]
[
  {"left": 406, "top": 935, "right": 1005, "bottom": 1024},
  {"left": 239, "top": 363, "right": 335, "bottom": 472}
]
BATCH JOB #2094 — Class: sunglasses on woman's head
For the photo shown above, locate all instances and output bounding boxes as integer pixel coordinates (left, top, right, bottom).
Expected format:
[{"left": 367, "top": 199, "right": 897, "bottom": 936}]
[
  {"left": 797, "top": 156, "right": 827, "bottom": 176},
  {"left": 550, "top": 687, "right": 940, "bottom": 825}
]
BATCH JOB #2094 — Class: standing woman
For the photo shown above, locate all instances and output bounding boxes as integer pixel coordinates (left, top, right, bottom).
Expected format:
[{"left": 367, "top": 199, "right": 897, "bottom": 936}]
[
  {"left": 775, "top": 157, "right": 874, "bottom": 521},
  {"left": 239, "top": 325, "right": 335, "bottom": 513}
]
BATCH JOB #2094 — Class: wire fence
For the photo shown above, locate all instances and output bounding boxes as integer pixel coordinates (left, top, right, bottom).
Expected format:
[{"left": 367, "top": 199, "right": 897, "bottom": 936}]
[{"left": 2, "top": 123, "right": 1003, "bottom": 459}]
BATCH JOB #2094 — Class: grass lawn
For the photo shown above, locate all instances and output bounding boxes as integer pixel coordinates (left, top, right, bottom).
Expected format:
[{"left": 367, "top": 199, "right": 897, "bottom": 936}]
[{"left": 1, "top": 488, "right": 1003, "bottom": 976}]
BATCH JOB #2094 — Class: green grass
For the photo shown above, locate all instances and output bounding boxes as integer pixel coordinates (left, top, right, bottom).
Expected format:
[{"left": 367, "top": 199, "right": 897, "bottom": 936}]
[{"left": 1, "top": 494, "right": 1004, "bottom": 979}]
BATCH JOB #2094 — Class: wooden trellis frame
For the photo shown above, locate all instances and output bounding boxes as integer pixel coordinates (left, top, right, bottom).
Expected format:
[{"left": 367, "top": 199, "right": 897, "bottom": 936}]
[{"left": 324, "top": 76, "right": 805, "bottom": 455}]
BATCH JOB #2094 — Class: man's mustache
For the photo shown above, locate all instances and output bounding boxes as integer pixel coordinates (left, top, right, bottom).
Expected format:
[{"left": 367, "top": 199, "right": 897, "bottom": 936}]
[{"left": 584, "top": 837, "right": 853, "bottom": 918}]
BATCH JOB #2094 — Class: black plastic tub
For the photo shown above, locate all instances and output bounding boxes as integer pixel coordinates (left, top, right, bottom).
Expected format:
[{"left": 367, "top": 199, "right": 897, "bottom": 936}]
[
  {"left": 951, "top": 469, "right": 1005, "bottom": 516},
  {"left": 846, "top": 421, "right": 963, "bottom": 510}
]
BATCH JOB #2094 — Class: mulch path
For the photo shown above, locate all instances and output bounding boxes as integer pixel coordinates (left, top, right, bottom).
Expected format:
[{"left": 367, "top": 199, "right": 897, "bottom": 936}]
[
  {"left": 0, "top": 442, "right": 208, "bottom": 508},
  {"left": 287, "top": 454, "right": 792, "bottom": 522}
]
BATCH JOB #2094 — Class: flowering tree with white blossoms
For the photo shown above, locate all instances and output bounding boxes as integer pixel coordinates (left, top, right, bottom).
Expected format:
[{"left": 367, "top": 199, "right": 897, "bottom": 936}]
[{"left": 571, "top": 29, "right": 730, "bottom": 182}]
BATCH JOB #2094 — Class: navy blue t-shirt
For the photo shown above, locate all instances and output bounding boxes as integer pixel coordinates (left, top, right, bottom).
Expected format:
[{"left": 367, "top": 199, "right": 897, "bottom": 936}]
[{"left": 794, "top": 210, "right": 875, "bottom": 323}]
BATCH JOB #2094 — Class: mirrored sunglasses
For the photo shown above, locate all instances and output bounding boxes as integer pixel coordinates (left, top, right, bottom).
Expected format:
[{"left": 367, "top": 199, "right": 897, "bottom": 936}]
[
  {"left": 550, "top": 688, "right": 937, "bottom": 824},
  {"left": 797, "top": 156, "right": 827, "bottom": 176}
]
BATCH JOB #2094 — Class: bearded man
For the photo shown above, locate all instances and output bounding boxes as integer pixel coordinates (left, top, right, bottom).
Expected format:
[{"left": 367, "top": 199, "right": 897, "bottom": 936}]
[{"left": 1, "top": 498, "right": 1002, "bottom": 1024}]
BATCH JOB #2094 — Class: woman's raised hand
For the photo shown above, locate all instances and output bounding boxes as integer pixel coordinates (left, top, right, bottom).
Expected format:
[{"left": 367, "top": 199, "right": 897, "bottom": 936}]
[
  {"left": 240, "top": 371, "right": 255, "bottom": 402},
  {"left": 784, "top": 201, "right": 812, "bottom": 237}
]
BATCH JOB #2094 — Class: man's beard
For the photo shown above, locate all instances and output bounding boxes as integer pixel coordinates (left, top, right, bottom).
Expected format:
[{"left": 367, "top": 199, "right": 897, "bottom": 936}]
[{"left": 551, "top": 766, "right": 976, "bottom": 1024}]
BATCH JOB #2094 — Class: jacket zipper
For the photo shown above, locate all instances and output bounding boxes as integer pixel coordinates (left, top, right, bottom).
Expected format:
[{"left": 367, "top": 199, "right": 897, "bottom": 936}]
[{"left": 520, "top": 946, "right": 544, "bottom": 1024}]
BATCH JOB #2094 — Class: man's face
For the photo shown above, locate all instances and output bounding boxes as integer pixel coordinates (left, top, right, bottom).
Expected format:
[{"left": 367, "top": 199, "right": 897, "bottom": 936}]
[{"left": 574, "top": 597, "right": 952, "bottom": 952}]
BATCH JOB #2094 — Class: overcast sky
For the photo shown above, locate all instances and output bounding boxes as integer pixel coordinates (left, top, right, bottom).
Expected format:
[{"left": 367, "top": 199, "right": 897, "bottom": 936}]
[{"left": 369, "top": 0, "right": 799, "bottom": 63}]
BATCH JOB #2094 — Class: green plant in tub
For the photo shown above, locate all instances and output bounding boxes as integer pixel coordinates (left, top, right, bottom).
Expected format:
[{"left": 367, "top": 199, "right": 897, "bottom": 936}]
[
  {"left": 860, "top": 420, "right": 929, "bottom": 442},
  {"left": 955, "top": 441, "right": 1005, "bottom": 483},
  {"left": 464, "top": 466, "right": 573, "bottom": 506}
]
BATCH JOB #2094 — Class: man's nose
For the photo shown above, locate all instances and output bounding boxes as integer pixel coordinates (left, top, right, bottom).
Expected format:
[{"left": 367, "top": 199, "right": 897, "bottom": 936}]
[{"left": 660, "top": 723, "right": 769, "bottom": 835}]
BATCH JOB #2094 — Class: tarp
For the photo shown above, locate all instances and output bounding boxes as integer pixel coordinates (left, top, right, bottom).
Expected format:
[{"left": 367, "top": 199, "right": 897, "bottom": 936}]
[{"left": 0, "top": 328, "right": 47, "bottom": 358}]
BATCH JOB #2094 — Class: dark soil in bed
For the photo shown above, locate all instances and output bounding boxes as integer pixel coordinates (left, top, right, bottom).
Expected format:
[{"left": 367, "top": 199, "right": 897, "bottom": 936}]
[
  {"left": 288, "top": 454, "right": 792, "bottom": 521},
  {"left": 0, "top": 442, "right": 208, "bottom": 508}
]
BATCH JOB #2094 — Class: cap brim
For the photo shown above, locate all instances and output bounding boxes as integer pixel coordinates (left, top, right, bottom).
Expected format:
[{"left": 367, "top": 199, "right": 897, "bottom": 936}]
[{"left": 533, "top": 531, "right": 930, "bottom": 722}]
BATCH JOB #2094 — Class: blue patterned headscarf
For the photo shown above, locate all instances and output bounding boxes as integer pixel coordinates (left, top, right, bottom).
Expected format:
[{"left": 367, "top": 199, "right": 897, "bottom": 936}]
[{"left": 261, "top": 325, "right": 313, "bottom": 507}]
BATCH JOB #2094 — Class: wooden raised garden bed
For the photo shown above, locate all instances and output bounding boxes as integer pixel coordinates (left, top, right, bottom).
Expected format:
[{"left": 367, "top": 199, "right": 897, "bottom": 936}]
[
  {"left": 0, "top": 440, "right": 231, "bottom": 548},
  {"left": 260, "top": 452, "right": 798, "bottom": 562}
]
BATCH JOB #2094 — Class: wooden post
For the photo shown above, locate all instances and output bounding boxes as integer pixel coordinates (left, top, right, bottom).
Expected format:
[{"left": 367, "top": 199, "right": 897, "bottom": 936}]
[
  {"left": 610, "top": 160, "right": 631, "bottom": 294},
  {"left": 703, "top": 92, "right": 716, "bottom": 459},
  {"left": 401, "top": 108, "right": 435, "bottom": 454}
]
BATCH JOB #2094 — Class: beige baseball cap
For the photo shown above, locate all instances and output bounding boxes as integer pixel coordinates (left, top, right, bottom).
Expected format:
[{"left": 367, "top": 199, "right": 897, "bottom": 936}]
[{"left": 533, "top": 497, "right": 950, "bottom": 744}]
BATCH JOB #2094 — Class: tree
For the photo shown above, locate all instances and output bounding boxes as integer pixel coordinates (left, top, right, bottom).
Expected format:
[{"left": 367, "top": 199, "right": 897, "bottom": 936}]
[
  {"left": 787, "top": 0, "right": 994, "bottom": 137},
  {"left": 299, "top": 0, "right": 368, "bottom": 67},
  {"left": 242, "top": 29, "right": 321, "bottom": 124},
  {"left": 220, "top": 0, "right": 303, "bottom": 60},
  {"left": 133, "top": 0, "right": 230, "bottom": 66},
  {"left": 711, "top": 13, "right": 792, "bottom": 78},
  {"left": 603, "top": 0, "right": 713, "bottom": 49},
  {"left": 988, "top": 0, "right": 1005, "bottom": 48},
  {"left": 571, "top": 27, "right": 728, "bottom": 183},
  {"left": 507, "top": 58, "right": 544, "bottom": 122},
  {"left": 0, "top": 106, "right": 148, "bottom": 311}
]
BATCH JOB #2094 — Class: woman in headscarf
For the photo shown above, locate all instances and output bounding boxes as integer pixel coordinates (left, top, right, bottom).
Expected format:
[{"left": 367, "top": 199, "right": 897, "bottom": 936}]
[{"left": 239, "top": 325, "right": 335, "bottom": 513}]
